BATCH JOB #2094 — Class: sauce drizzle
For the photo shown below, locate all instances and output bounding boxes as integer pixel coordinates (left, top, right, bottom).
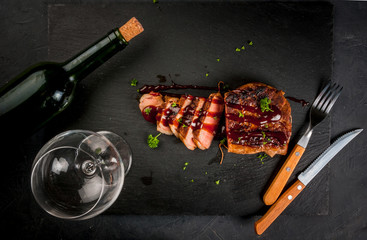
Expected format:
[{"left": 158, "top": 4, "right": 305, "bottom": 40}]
[
  {"left": 286, "top": 96, "right": 309, "bottom": 107},
  {"left": 139, "top": 84, "right": 218, "bottom": 94}
]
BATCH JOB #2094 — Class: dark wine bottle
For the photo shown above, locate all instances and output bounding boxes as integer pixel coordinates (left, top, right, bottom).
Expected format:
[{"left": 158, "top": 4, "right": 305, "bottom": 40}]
[{"left": 0, "top": 17, "right": 143, "bottom": 138}]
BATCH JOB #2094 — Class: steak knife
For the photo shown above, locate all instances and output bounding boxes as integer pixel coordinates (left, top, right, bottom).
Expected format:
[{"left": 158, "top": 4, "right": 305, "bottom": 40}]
[{"left": 254, "top": 129, "right": 363, "bottom": 235}]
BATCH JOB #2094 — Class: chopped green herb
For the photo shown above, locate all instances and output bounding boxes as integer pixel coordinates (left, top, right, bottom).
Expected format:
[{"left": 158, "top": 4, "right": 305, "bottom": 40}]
[
  {"left": 144, "top": 107, "right": 152, "bottom": 115},
  {"left": 238, "top": 110, "right": 244, "bottom": 117},
  {"left": 182, "top": 124, "right": 188, "bottom": 128},
  {"left": 222, "top": 84, "right": 230, "bottom": 91},
  {"left": 205, "top": 171, "right": 208, "bottom": 175},
  {"left": 241, "top": 46, "right": 245, "bottom": 50},
  {"left": 95, "top": 147, "right": 102, "bottom": 155},
  {"left": 215, "top": 180, "right": 220, "bottom": 185},
  {"left": 171, "top": 102, "right": 177, "bottom": 107},
  {"left": 262, "top": 131, "right": 266, "bottom": 139},
  {"left": 153, "top": 0, "right": 158, "bottom": 3},
  {"left": 130, "top": 78, "right": 138, "bottom": 86},
  {"left": 248, "top": 41, "right": 253, "bottom": 46},
  {"left": 184, "top": 162, "right": 189, "bottom": 166},
  {"left": 238, "top": 137, "right": 243, "bottom": 142},
  {"left": 235, "top": 48, "right": 241, "bottom": 52},
  {"left": 220, "top": 137, "right": 227, "bottom": 145},
  {"left": 216, "top": 58, "right": 220, "bottom": 62},
  {"left": 205, "top": 73, "right": 209, "bottom": 77},
  {"left": 183, "top": 166, "right": 187, "bottom": 171},
  {"left": 147, "top": 133, "right": 161, "bottom": 149},
  {"left": 177, "top": 118, "right": 183, "bottom": 123},
  {"left": 262, "top": 131, "right": 270, "bottom": 145},
  {"left": 190, "top": 179, "right": 194, "bottom": 183},
  {"left": 137, "top": 89, "right": 140, "bottom": 93},
  {"left": 257, "top": 154, "right": 268, "bottom": 164},
  {"left": 260, "top": 97, "right": 274, "bottom": 112},
  {"left": 213, "top": 116, "right": 217, "bottom": 120}
]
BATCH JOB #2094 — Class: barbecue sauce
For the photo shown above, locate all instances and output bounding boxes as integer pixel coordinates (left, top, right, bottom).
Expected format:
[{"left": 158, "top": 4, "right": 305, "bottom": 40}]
[
  {"left": 225, "top": 103, "right": 281, "bottom": 127},
  {"left": 141, "top": 105, "right": 161, "bottom": 123},
  {"left": 225, "top": 89, "right": 289, "bottom": 147},
  {"left": 138, "top": 84, "right": 218, "bottom": 94},
  {"left": 227, "top": 130, "right": 287, "bottom": 146},
  {"left": 286, "top": 96, "right": 309, "bottom": 107},
  {"left": 191, "top": 96, "right": 223, "bottom": 135}
]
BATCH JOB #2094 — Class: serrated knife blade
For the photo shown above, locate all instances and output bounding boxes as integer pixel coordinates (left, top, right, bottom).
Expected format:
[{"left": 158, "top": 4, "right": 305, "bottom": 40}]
[
  {"left": 298, "top": 129, "right": 363, "bottom": 186},
  {"left": 255, "top": 128, "right": 363, "bottom": 235}
]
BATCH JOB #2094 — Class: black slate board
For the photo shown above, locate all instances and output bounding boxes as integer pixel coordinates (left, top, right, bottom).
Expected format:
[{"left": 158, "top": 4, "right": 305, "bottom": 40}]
[{"left": 47, "top": 2, "right": 333, "bottom": 216}]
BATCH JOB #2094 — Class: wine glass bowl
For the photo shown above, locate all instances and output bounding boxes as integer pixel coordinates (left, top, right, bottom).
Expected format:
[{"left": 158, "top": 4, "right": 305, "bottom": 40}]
[{"left": 31, "top": 130, "right": 132, "bottom": 220}]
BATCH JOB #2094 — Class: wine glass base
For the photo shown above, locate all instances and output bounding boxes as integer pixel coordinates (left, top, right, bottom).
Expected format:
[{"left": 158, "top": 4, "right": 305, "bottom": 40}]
[{"left": 97, "top": 131, "right": 132, "bottom": 175}]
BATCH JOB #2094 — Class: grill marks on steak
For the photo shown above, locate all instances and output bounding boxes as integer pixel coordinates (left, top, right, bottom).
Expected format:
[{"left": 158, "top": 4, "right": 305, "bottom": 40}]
[
  {"left": 139, "top": 82, "right": 291, "bottom": 156},
  {"left": 193, "top": 93, "right": 225, "bottom": 150},
  {"left": 177, "top": 97, "right": 206, "bottom": 150},
  {"left": 139, "top": 92, "right": 224, "bottom": 151},
  {"left": 224, "top": 83, "right": 292, "bottom": 157},
  {"left": 157, "top": 96, "right": 180, "bottom": 135}
]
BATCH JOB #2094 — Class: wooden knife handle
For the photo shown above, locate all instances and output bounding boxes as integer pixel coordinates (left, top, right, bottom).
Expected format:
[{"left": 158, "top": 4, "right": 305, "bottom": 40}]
[
  {"left": 263, "top": 144, "right": 305, "bottom": 205},
  {"left": 255, "top": 180, "right": 306, "bottom": 235}
]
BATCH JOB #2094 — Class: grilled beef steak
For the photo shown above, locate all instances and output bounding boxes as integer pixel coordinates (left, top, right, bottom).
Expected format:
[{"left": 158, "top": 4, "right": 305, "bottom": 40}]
[
  {"left": 139, "top": 92, "right": 224, "bottom": 150},
  {"left": 192, "top": 93, "right": 225, "bottom": 150},
  {"left": 224, "top": 83, "right": 292, "bottom": 157},
  {"left": 139, "top": 82, "right": 291, "bottom": 156},
  {"left": 157, "top": 96, "right": 180, "bottom": 135}
]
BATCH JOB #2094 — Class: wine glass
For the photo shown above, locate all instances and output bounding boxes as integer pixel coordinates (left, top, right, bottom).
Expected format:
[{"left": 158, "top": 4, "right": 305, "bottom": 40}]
[{"left": 30, "top": 130, "right": 132, "bottom": 220}]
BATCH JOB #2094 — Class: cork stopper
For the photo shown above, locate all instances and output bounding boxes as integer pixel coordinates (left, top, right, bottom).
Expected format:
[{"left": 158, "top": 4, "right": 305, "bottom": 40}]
[{"left": 118, "top": 17, "right": 144, "bottom": 42}]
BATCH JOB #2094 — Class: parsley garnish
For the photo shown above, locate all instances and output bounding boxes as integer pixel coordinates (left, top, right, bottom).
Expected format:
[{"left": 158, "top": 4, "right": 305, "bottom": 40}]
[
  {"left": 260, "top": 97, "right": 274, "bottom": 112},
  {"left": 261, "top": 131, "right": 271, "bottom": 145},
  {"left": 177, "top": 118, "right": 183, "bottom": 123},
  {"left": 215, "top": 180, "right": 220, "bottom": 185},
  {"left": 216, "top": 58, "right": 220, "bottom": 62},
  {"left": 205, "top": 73, "right": 209, "bottom": 77},
  {"left": 153, "top": 0, "right": 158, "bottom": 3},
  {"left": 238, "top": 110, "right": 244, "bottom": 117},
  {"left": 171, "top": 102, "right": 177, "bottom": 107},
  {"left": 147, "top": 133, "right": 161, "bottom": 149},
  {"left": 222, "top": 84, "right": 230, "bottom": 91},
  {"left": 257, "top": 153, "right": 268, "bottom": 164},
  {"left": 95, "top": 147, "right": 102, "bottom": 155},
  {"left": 130, "top": 78, "right": 138, "bottom": 86},
  {"left": 235, "top": 48, "right": 241, "bottom": 52},
  {"left": 248, "top": 41, "right": 253, "bottom": 46},
  {"left": 144, "top": 107, "right": 152, "bottom": 115},
  {"left": 220, "top": 137, "right": 227, "bottom": 145},
  {"left": 262, "top": 131, "right": 266, "bottom": 139},
  {"left": 241, "top": 46, "right": 245, "bottom": 50}
]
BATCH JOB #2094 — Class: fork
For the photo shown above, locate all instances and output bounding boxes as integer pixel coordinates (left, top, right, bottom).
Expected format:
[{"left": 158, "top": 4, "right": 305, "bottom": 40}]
[{"left": 263, "top": 82, "right": 343, "bottom": 205}]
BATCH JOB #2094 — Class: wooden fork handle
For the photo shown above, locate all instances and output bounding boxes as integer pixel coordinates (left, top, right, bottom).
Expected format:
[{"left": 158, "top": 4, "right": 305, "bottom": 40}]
[
  {"left": 263, "top": 144, "right": 306, "bottom": 205},
  {"left": 255, "top": 180, "right": 306, "bottom": 235}
]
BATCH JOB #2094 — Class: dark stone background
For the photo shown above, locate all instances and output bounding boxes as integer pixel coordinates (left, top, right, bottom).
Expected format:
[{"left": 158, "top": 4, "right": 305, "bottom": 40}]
[{"left": 0, "top": 1, "right": 366, "bottom": 239}]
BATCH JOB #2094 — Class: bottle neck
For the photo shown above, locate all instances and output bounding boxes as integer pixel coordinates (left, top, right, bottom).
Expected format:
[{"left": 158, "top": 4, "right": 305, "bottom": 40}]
[{"left": 62, "top": 29, "right": 128, "bottom": 82}]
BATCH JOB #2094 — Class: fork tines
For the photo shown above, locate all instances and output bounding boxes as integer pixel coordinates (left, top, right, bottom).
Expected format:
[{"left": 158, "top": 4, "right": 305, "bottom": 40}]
[{"left": 312, "top": 82, "right": 343, "bottom": 114}]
